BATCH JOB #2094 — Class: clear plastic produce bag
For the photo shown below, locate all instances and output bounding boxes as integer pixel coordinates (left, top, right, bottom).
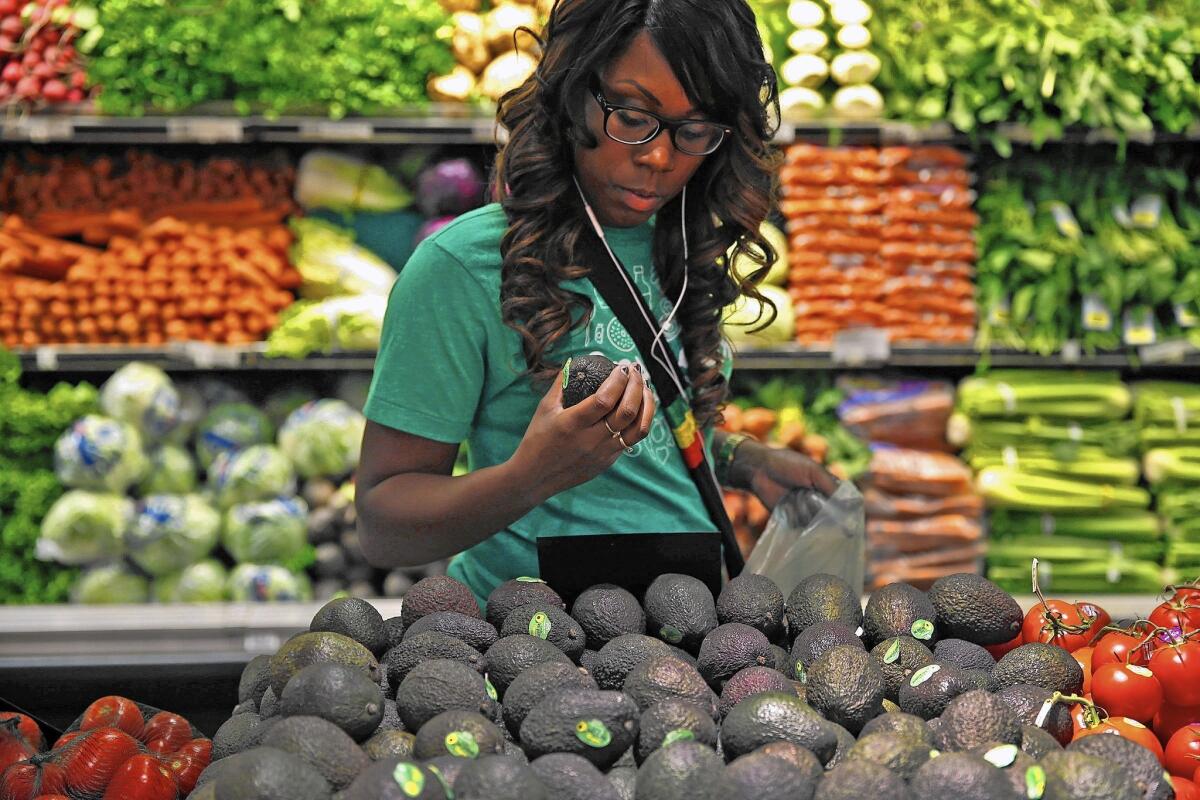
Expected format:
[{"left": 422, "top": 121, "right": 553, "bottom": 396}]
[{"left": 745, "top": 480, "right": 866, "bottom": 596}]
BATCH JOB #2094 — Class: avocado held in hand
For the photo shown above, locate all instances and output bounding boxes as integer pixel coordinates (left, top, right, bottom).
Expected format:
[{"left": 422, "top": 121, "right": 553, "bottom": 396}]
[{"left": 561, "top": 355, "right": 617, "bottom": 408}]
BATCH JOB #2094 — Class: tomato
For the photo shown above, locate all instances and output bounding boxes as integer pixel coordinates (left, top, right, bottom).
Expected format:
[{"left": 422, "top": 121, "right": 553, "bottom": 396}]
[
  {"left": 49, "top": 733, "right": 79, "bottom": 752},
  {"left": 0, "top": 760, "right": 67, "bottom": 800},
  {"left": 1073, "top": 646, "right": 1094, "bottom": 694},
  {"left": 1196, "top": 763, "right": 1200, "bottom": 785},
  {"left": 1175, "top": 777, "right": 1200, "bottom": 800},
  {"left": 1093, "top": 630, "right": 1154, "bottom": 669},
  {"left": 164, "top": 753, "right": 204, "bottom": 795},
  {"left": 29, "top": 795, "right": 71, "bottom": 800},
  {"left": 0, "top": 717, "right": 42, "bottom": 753},
  {"left": 1075, "top": 717, "right": 1165, "bottom": 761},
  {"left": 1154, "top": 705, "right": 1200, "bottom": 745},
  {"left": 139, "top": 713, "right": 190, "bottom": 755},
  {"left": 985, "top": 631, "right": 1024, "bottom": 660},
  {"left": 1091, "top": 663, "right": 1163, "bottom": 723},
  {"left": 172, "top": 739, "right": 211, "bottom": 767},
  {"left": 101, "top": 754, "right": 177, "bottom": 800},
  {"left": 57, "top": 728, "right": 142, "bottom": 796},
  {"left": 1149, "top": 641, "right": 1200, "bottom": 707},
  {"left": 0, "top": 735, "right": 34, "bottom": 775},
  {"left": 1150, "top": 598, "right": 1200, "bottom": 634},
  {"left": 1166, "top": 724, "right": 1200, "bottom": 779},
  {"left": 79, "top": 697, "right": 143, "bottom": 739},
  {"left": 1022, "top": 599, "right": 1108, "bottom": 651}
]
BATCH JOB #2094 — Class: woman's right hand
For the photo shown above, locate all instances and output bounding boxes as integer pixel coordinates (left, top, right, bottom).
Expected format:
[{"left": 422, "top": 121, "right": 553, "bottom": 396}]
[{"left": 509, "top": 359, "right": 657, "bottom": 501}]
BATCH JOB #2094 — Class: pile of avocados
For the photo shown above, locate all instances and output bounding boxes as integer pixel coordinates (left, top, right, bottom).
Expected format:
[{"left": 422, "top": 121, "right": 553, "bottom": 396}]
[{"left": 194, "top": 571, "right": 1171, "bottom": 800}]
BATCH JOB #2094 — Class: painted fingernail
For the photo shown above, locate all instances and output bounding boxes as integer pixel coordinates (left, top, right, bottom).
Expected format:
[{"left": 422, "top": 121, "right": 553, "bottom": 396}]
[{"left": 621, "top": 365, "right": 629, "bottom": 374}]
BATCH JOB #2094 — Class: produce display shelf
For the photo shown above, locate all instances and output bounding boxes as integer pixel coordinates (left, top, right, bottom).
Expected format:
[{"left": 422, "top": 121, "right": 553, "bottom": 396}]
[{"left": 4, "top": 110, "right": 1198, "bottom": 147}]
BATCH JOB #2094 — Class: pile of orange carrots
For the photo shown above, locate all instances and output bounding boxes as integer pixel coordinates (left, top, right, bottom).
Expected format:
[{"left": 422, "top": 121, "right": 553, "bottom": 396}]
[{"left": 780, "top": 145, "right": 978, "bottom": 346}]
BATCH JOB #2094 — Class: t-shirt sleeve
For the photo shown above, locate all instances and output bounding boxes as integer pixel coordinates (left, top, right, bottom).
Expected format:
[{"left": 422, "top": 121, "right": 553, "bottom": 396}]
[{"left": 364, "top": 240, "right": 492, "bottom": 443}]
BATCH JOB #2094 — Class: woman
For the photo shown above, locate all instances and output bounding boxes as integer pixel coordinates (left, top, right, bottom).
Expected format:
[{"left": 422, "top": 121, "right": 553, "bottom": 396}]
[{"left": 357, "top": 0, "right": 834, "bottom": 604}]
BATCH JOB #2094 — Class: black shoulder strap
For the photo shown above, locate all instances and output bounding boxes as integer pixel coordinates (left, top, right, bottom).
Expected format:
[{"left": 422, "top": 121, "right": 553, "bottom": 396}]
[{"left": 576, "top": 229, "right": 744, "bottom": 578}]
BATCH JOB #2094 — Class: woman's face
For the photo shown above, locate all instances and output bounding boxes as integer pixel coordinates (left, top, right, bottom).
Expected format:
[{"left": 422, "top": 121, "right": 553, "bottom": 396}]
[{"left": 575, "top": 30, "right": 712, "bottom": 228}]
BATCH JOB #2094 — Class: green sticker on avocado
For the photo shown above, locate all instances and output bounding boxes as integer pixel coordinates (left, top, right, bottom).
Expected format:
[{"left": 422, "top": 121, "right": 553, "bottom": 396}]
[
  {"left": 575, "top": 719, "right": 612, "bottom": 748},
  {"left": 515, "top": 576, "right": 545, "bottom": 583},
  {"left": 909, "top": 664, "right": 940, "bottom": 687},
  {"left": 561, "top": 359, "right": 572, "bottom": 389},
  {"left": 983, "top": 744, "right": 1018, "bottom": 768},
  {"left": 393, "top": 763, "right": 425, "bottom": 796},
  {"left": 883, "top": 639, "right": 902, "bottom": 664},
  {"left": 1025, "top": 765, "right": 1046, "bottom": 799},
  {"left": 659, "top": 625, "right": 683, "bottom": 644},
  {"left": 445, "top": 730, "right": 479, "bottom": 759},
  {"left": 484, "top": 674, "right": 498, "bottom": 701},
  {"left": 427, "top": 764, "right": 455, "bottom": 799},
  {"left": 794, "top": 662, "right": 807, "bottom": 684},
  {"left": 529, "top": 612, "right": 552, "bottom": 640},
  {"left": 911, "top": 619, "right": 934, "bottom": 640},
  {"left": 661, "top": 729, "right": 695, "bottom": 748}
]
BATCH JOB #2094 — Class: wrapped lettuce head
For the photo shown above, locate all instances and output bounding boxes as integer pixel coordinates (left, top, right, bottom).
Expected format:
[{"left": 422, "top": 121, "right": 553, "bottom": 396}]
[
  {"left": 100, "top": 362, "right": 181, "bottom": 443},
  {"left": 208, "top": 445, "right": 297, "bottom": 508},
  {"left": 124, "top": 494, "right": 221, "bottom": 576},
  {"left": 278, "top": 400, "right": 366, "bottom": 479},
  {"left": 38, "top": 490, "right": 134, "bottom": 565},
  {"left": 226, "top": 564, "right": 313, "bottom": 602},
  {"left": 138, "top": 444, "right": 198, "bottom": 496},
  {"left": 72, "top": 563, "right": 150, "bottom": 604},
  {"left": 154, "top": 559, "right": 229, "bottom": 603},
  {"left": 54, "top": 415, "right": 150, "bottom": 493},
  {"left": 195, "top": 403, "right": 275, "bottom": 470},
  {"left": 264, "top": 385, "right": 319, "bottom": 429},
  {"left": 222, "top": 496, "right": 309, "bottom": 565},
  {"left": 164, "top": 382, "right": 208, "bottom": 447}
]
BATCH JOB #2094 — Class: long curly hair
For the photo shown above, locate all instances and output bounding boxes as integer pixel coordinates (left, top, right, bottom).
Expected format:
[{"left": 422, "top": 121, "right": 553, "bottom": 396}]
[{"left": 494, "top": 0, "right": 780, "bottom": 428}]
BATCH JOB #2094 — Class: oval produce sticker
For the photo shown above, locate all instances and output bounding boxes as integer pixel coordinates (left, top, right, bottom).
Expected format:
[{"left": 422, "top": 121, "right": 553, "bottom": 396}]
[
  {"left": 529, "top": 612, "right": 552, "bottom": 640},
  {"left": 883, "top": 638, "right": 901, "bottom": 664},
  {"left": 445, "top": 730, "right": 479, "bottom": 759},
  {"left": 910, "top": 619, "right": 934, "bottom": 640},
  {"left": 909, "top": 664, "right": 941, "bottom": 687},
  {"left": 575, "top": 719, "right": 613, "bottom": 748},
  {"left": 393, "top": 763, "right": 424, "bottom": 797},
  {"left": 983, "top": 744, "right": 1018, "bottom": 768},
  {"left": 516, "top": 576, "right": 545, "bottom": 583},
  {"left": 661, "top": 729, "right": 695, "bottom": 748}
]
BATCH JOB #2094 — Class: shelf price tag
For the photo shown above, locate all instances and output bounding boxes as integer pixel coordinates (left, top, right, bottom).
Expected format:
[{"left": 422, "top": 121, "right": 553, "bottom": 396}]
[
  {"left": 1048, "top": 202, "right": 1082, "bottom": 239},
  {"left": 34, "top": 346, "right": 59, "bottom": 371},
  {"left": 167, "top": 118, "right": 244, "bottom": 144},
  {"left": 1131, "top": 195, "right": 1162, "bottom": 229},
  {"left": 831, "top": 327, "right": 890, "bottom": 367},
  {"left": 23, "top": 117, "right": 74, "bottom": 142},
  {"left": 299, "top": 120, "right": 373, "bottom": 141},
  {"left": 1123, "top": 307, "right": 1157, "bottom": 347},
  {"left": 1081, "top": 294, "right": 1113, "bottom": 332},
  {"left": 181, "top": 342, "right": 242, "bottom": 369},
  {"left": 1175, "top": 304, "right": 1198, "bottom": 329},
  {"left": 988, "top": 295, "right": 1011, "bottom": 326}
]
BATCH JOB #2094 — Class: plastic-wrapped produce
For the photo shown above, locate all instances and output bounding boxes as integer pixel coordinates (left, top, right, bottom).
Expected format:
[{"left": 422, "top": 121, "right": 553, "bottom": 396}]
[
  {"left": 37, "top": 490, "right": 134, "bottom": 565},
  {"left": 278, "top": 400, "right": 366, "bottom": 479},
  {"left": 867, "top": 447, "right": 974, "bottom": 497},
  {"left": 222, "top": 496, "right": 309, "bottom": 565},
  {"left": 837, "top": 382, "right": 954, "bottom": 452},
  {"left": 72, "top": 563, "right": 150, "bottom": 604},
  {"left": 54, "top": 415, "right": 149, "bottom": 493},
  {"left": 99, "top": 362, "right": 181, "bottom": 443},
  {"left": 137, "top": 444, "right": 198, "bottom": 496},
  {"left": 124, "top": 494, "right": 221, "bottom": 576},
  {"left": 154, "top": 559, "right": 229, "bottom": 603},
  {"left": 264, "top": 385, "right": 319, "bottom": 429},
  {"left": 194, "top": 403, "right": 275, "bottom": 470},
  {"left": 226, "top": 564, "right": 313, "bottom": 602},
  {"left": 208, "top": 445, "right": 296, "bottom": 509}
]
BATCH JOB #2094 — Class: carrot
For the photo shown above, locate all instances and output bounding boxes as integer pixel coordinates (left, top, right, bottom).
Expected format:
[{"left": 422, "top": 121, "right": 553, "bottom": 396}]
[{"left": 739, "top": 407, "right": 778, "bottom": 441}]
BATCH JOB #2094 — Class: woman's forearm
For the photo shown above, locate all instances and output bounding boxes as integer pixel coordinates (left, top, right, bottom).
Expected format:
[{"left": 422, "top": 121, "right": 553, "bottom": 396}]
[
  {"left": 357, "top": 459, "right": 549, "bottom": 568},
  {"left": 714, "top": 429, "right": 765, "bottom": 491}
]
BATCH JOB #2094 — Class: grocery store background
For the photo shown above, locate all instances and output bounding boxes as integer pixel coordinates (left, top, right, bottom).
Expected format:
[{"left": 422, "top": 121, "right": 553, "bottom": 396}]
[{"left": 1, "top": 0, "right": 1199, "bottom": 733}]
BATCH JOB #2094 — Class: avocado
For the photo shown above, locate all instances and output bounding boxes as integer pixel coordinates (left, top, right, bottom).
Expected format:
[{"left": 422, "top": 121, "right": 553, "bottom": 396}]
[
  {"left": 621, "top": 655, "right": 719, "bottom": 720},
  {"left": 968, "top": 743, "right": 1040, "bottom": 799},
  {"left": 570, "top": 584, "right": 646, "bottom": 650},
  {"left": 340, "top": 758, "right": 448, "bottom": 800},
  {"left": 485, "top": 634, "right": 574, "bottom": 698},
  {"left": 1068, "top": 732, "right": 1171, "bottom": 800},
  {"left": 211, "top": 746, "right": 332, "bottom": 800},
  {"left": 233, "top": 698, "right": 258, "bottom": 716},
  {"left": 383, "top": 632, "right": 486, "bottom": 692},
  {"left": 608, "top": 765, "right": 638, "bottom": 800},
  {"left": 519, "top": 689, "right": 640, "bottom": 769},
  {"left": 720, "top": 692, "right": 836, "bottom": 764},
  {"left": 897, "top": 662, "right": 974, "bottom": 720},
  {"left": 279, "top": 662, "right": 384, "bottom": 741},
  {"left": 936, "top": 690, "right": 1021, "bottom": 751},
  {"left": 805, "top": 644, "right": 885, "bottom": 735},
  {"left": 716, "top": 750, "right": 816, "bottom": 800},
  {"left": 862, "top": 582, "right": 938, "bottom": 649},
  {"left": 717, "top": 574, "right": 787, "bottom": 644},
  {"left": 404, "top": 611, "right": 499, "bottom": 654},
  {"left": 530, "top": 753, "right": 621, "bottom": 800},
  {"left": 785, "top": 573, "right": 862, "bottom": 638},
  {"left": 190, "top": 783, "right": 217, "bottom": 800},
  {"left": 258, "top": 687, "right": 278, "bottom": 719},
  {"left": 502, "top": 603, "right": 587, "bottom": 663},
  {"left": 869, "top": 636, "right": 934, "bottom": 703},
  {"left": 1020, "top": 724, "right": 1063, "bottom": 759},
  {"left": 412, "top": 709, "right": 505, "bottom": 761},
  {"left": 260, "top": 715, "right": 368, "bottom": 790},
  {"left": 752, "top": 740, "right": 823, "bottom": 782},
  {"left": 453, "top": 754, "right": 548, "bottom": 800},
  {"left": 310, "top": 597, "right": 388, "bottom": 658},
  {"left": 718, "top": 666, "right": 794, "bottom": 718},
  {"left": 635, "top": 698, "right": 719, "bottom": 764},
  {"left": 239, "top": 654, "right": 273, "bottom": 705},
  {"left": 996, "top": 684, "right": 1075, "bottom": 745},
  {"left": 562, "top": 355, "right": 617, "bottom": 408},
  {"left": 383, "top": 616, "right": 406, "bottom": 652},
  {"left": 362, "top": 729, "right": 416, "bottom": 760},
  {"left": 581, "top": 649, "right": 600, "bottom": 673},
  {"left": 269, "top": 631, "right": 381, "bottom": 697},
  {"left": 423, "top": 756, "right": 467, "bottom": 795},
  {"left": 634, "top": 741, "right": 723, "bottom": 800},
  {"left": 790, "top": 621, "right": 864, "bottom": 680},
  {"left": 667, "top": 644, "right": 700, "bottom": 668},
  {"left": 378, "top": 698, "right": 404, "bottom": 732},
  {"left": 933, "top": 638, "right": 996, "bottom": 673},
  {"left": 822, "top": 721, "right": 857, "bottom": 770},
  {"left": 213, "top": 713, "right": 273, "bottom": 761},
  {"left": 911, "top": 751, "right": 1018, "bottom": 800},
  {"left": 815, "top": 760, "right": 913, "bottom": 799},
  {"left": 487, "top": 578, "right": 566, "bottom": 630},
  {"left": 642, "top": 574, "right": 719, "bottom": 655},
  {"left": 768, "top": 645, "right": 791, "bottom": 672},
  {"left": 927, "top": 573, "right": 1023, "bottom": 646},
  {"left": 859, "top": 711, "right": 936, "bottom": 746},
  {"left": 1041, "top": 749, "right": 1142, "bottom": 800},
  {"left": 990, "top": 643, "right": 1084, "bottom": 695},
  {"left": 697, "top": 623, "right": 773, "bottom": 690},
  {"left": 400, "top": 575, "right": 482, "bottom": 630},
  {"left": 847, "top": 731, "right": 936, "bottom": 780},
  {"left": 590, "top": 634, "right": 674, "bottom": 689},
  {"left": 503, "top": 661, "right": 598, "bottom": 737},
  {"left": 395, "top": 658, "right": 493, "bottom": 731}
]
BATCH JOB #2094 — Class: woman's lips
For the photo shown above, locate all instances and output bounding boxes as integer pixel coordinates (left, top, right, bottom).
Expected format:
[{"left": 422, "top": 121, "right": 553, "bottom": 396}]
[{"left": 616, "top": 186, "right": 660, "bottom": 213}]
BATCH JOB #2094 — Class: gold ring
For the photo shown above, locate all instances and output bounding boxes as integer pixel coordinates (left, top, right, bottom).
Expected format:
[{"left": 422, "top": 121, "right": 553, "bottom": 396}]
[
  {"left": 618, "top": 434, "right": 631, "bottom": 450},
  {"left": 605, "top": 419, "right": 620, "bottom": 437}
]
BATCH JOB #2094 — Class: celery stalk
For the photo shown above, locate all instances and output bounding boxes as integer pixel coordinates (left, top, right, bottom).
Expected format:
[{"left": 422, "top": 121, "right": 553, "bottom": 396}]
[{"left": 976, "top": 467, "right": 1151, "bottom": 511}]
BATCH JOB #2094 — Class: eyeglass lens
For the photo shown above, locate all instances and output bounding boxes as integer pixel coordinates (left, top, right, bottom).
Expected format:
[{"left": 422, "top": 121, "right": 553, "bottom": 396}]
[{"left": 606, "top": 107, "right": 725, "bottom": 155}]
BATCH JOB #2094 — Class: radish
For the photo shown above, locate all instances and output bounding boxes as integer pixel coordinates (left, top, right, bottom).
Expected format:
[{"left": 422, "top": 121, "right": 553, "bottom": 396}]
[
  {"left": 1, "top": 59, "right": 20, "bottom": 83},
  {"left": 0, "top": 15, "right": 22, "bottom": 37},
  {"left": 14, "top": 73, "right": 39, "bottom": 98},
  {"left": 32, "top": 61, "right": 54, "bottom": 80},
  {"left": 0, "top": 0, "right": 18, "bottom": 15},
  {"left": 70, "top": 68, "right": 85, "bottom": 88},
  {"left": 41, "top": 76, "right": 65, "bottom": 100},
  {"left": 65, "top": 85, "right": 82, "bottom": 102}
]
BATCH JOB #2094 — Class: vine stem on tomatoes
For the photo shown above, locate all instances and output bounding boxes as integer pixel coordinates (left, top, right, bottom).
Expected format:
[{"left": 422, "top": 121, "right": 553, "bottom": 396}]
[{"left": 1023, "top": 558, "right": 1109, "bottom": 651}]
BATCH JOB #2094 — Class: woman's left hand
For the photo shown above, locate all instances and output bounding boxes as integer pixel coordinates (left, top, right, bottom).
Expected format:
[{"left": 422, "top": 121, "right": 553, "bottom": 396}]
[{"left": 733, "top": 439, "right": 838, "bottom": 511}]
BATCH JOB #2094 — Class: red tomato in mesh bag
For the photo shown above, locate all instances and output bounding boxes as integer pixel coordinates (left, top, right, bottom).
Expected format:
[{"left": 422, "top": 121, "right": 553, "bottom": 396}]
[
  {"left": 140, "top": 713, "right": 191, "bottom": 756},
  {"left": 101, "top": 754, "right": 177, "bottom": 800},
  {"left": 79, "top": 697, "right": 143, "bottom": 739},
  {"left": 55, "top": 727, "right": 142, "bottom": 797},
  {"left": 0, "top": 759, "right": 67, "bottom": 800}
]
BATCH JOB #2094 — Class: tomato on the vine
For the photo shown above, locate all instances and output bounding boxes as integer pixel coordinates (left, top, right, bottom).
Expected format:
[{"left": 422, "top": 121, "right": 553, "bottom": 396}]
[
  {"left": 1093, "top": 630, "right": 1154, "bottom": 669},
  {"left": 79, "top": 697, "right": 143, "bottom": 739},
  {"left": 1154, "top": 705, "right": 1200, "bottom": 746},
  {"left": 0, "top": 716, "right": 42, "bottom": 753},
  {"left": 0, "top": 730, "right": 35, "bottom": 774},
  {"left": 1174, "top": 777, "right": 1200, "bottom": 800},
  {"left": 985, "top": 632, "right": 1024, "bottom": 661},
  {"left": 57, "top": 728, "right": 142, "bottom": 796},
  {"left": 1022, "top": 599, "right": 1108, "bottom": 651},
  {"left": 1150, "top": 598, "right": 1200, "bottom": 634},
  {"left": 1166, "top": 724, "right": 1200, "bottom": 779},
  {"left": 1075, "top": 716, "right": 1165, "bottom": 761},
  {"left": 164, "top": 753, "right": 204, "bottom": 795},
  {"left": 0, "top": 759, "right": 67, "bottom": 800},
  {"left": 172, "top": 738, "right": 211, "bottom": 766},
  {"left": 1091, "top": 663, "right": 1163, "bottom": 723},
  {"left": 140, "top": 713, "right": 190, "bottom": 755},
  {"left": 49, "top": 732, "right": 79, "bottom": 752},
  {"left": 100, "top": 754, "right": 177, "bottom": 800},
  {"left": 1149, "top": 640, "right": 1200, "bottom": 707},
  {"left": 1073, "top": 646, "right": 1094, "bottom": 694}
]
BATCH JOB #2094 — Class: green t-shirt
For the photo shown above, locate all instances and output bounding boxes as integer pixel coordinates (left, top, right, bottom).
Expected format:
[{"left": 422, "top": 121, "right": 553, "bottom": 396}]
[{"left": 364, "top": 203, "right": 720, "bottom": 604}]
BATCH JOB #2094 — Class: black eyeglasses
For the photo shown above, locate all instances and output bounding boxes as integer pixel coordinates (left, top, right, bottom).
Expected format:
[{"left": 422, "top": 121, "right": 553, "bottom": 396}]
[{"left": 590, "top": 86, "right": 731, "bottom": 156}]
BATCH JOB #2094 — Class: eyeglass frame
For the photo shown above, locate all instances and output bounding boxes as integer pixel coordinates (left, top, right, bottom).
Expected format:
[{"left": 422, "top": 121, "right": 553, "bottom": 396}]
[{"left": 589, "top": 84, "right": 732, "bottom": 156}]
